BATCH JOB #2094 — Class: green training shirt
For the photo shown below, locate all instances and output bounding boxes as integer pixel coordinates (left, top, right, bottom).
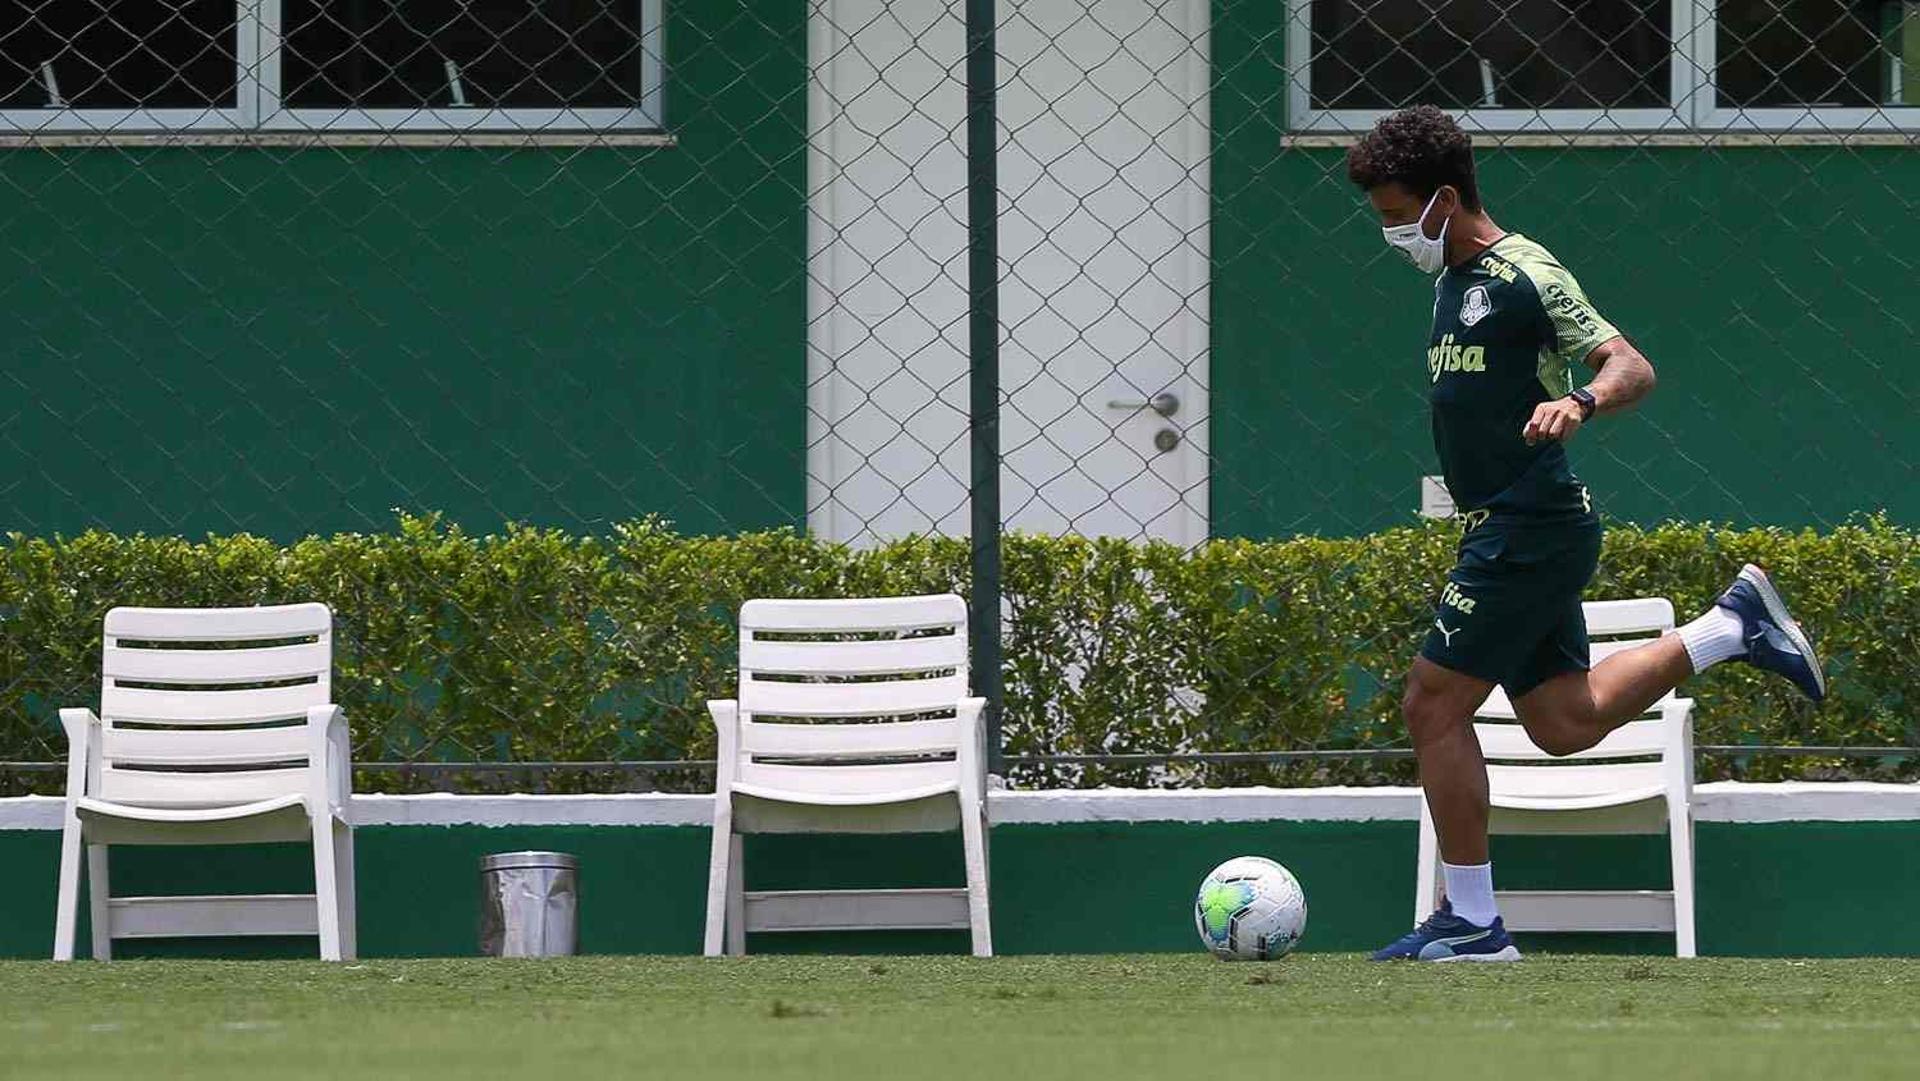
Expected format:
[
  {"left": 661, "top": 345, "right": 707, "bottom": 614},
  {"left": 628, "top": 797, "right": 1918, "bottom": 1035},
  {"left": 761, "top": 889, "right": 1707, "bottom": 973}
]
[{"left": 1426, "top": 233, "right": 1619, "bottom": 523}]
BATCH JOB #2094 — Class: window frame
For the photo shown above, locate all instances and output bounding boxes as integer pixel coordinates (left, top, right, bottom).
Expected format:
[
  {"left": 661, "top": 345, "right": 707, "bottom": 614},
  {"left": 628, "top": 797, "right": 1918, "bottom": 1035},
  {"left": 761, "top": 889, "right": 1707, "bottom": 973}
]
[
  {"left": 1695, "top": 0, "right": 1920, "bottom": 131},
  {"left": 0, "top": 0, "right": 665, "bottom": 135},
  {"left": 0, "top": 0, "right": 265, "bottom": 134},
  {"left": 1284, "top": 0, "right": 1920, "bottom": 133}
]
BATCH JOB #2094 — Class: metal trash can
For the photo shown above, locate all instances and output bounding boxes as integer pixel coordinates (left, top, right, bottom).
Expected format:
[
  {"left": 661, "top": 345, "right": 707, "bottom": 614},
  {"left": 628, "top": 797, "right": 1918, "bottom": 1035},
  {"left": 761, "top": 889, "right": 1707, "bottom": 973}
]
[{"left": 479, "top": 851, "right": 579, "bottom": 957}]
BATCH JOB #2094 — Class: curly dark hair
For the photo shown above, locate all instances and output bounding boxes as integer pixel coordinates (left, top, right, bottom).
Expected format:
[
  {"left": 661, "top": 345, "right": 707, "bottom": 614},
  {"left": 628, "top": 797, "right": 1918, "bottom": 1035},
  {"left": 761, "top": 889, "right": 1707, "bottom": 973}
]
[{"left": 1345, "top": 105, "right": 1482, "bottom": 210}]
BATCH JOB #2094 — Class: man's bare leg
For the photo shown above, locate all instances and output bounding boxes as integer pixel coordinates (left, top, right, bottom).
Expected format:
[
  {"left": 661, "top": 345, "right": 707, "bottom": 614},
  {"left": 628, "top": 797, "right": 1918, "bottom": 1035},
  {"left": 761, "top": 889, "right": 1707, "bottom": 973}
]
[
  {"left": 1519, "top": 564, "right": 1828, "bottom": 755},
  {"left": 1513, "top": 635, "right": 1693, "bottom": 756},
  {"left": 1402, "top": 657, "right": 1498, "bottom": 864}
]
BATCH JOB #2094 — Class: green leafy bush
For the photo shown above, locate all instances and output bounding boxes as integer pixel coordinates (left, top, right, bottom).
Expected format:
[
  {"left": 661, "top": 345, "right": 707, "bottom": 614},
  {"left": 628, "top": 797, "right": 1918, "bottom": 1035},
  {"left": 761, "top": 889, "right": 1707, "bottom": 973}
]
[{"left": 1, "top": 515, "right": 1912, "bottom": 792}]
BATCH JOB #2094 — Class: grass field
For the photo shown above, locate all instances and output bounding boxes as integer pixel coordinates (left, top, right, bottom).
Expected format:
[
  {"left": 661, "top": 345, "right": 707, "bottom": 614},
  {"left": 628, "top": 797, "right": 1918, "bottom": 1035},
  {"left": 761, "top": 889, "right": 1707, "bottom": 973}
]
[{"left": 2, "top": 954, "right": 1917, "bottom": 1080}]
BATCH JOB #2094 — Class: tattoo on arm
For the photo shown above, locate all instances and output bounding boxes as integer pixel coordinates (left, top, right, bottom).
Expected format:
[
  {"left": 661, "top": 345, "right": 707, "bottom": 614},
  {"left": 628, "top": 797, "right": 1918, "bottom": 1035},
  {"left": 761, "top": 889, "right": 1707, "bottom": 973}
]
[{"left": 1582, "top": 337, "right": 1656, "bottom": 415}]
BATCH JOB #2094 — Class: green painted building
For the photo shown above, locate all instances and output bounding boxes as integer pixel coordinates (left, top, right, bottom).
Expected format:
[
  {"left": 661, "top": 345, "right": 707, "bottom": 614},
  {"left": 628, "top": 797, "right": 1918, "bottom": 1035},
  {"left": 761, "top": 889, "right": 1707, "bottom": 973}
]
[{"left": 3, "top": 2, "right": 1913, "bottom": 542}]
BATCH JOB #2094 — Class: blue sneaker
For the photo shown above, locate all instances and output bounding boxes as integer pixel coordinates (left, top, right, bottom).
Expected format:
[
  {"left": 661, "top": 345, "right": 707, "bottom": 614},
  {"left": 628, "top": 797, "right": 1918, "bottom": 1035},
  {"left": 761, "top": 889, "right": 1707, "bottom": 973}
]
[
  {"left": 1717, "top": 563, "right": 1826, "bottom": 703},
  {"left": 1371, "top": 902, "right": 1522, "bottom": 962}
]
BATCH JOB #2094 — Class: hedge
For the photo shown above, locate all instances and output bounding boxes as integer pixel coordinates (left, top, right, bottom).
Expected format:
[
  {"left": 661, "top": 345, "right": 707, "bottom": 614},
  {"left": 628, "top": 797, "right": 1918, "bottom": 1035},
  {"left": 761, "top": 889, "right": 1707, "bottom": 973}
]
[{"left": 1, "top": 514, "right": 1913, "bottom": 792}]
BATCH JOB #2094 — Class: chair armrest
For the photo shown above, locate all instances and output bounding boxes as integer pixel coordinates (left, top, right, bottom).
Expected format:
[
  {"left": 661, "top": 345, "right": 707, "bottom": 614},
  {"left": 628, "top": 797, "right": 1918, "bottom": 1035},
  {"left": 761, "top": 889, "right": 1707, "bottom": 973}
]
[
  {"left": 306, "top": 705, "right": 353, "bottom": 814},
  {"left": 57, "top": 708, "right": 100, "bottom": 802},
  {"left": 1663, "top": 697, "right": 1697, "bottom": 791},
  {"left": 706, "top": 699, "right": 739, "bottom": 744},
  {"left": 58, "top": 708, "right": 99, "bottom": 746},
  {"left": 955, "top": 698, "right": 989, "bottom": 797},
  {"left": 707, "top": 700, "right": 739, "bottom": 791}
]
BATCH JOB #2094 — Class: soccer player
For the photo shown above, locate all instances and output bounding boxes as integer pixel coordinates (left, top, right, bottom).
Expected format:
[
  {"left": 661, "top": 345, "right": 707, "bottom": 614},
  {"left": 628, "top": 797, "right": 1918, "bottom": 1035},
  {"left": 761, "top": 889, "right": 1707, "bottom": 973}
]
[{"left": 1347, "top": 106, "right": 1827, "bottom": 962}]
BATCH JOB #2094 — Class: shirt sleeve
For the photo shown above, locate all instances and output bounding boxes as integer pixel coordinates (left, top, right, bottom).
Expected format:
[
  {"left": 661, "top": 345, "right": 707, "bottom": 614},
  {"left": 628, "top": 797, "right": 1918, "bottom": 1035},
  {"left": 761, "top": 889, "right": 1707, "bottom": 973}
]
[{"left": 1528, "top": 258, "right": 1621, "bottom": 367}]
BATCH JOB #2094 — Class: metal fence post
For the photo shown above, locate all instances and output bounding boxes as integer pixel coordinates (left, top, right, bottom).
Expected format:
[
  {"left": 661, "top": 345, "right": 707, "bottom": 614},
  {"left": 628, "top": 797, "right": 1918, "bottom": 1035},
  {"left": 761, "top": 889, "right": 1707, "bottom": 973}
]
[{"left": 966, "top": 0, "right": 1004, "bottom": 775}]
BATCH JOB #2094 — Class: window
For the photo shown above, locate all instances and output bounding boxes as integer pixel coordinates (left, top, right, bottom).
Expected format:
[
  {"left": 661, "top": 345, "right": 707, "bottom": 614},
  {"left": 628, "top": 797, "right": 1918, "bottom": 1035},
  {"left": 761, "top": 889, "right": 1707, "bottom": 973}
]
[
  {"left": 1308, "top": 0, "right": 1673, "bottom": 111},
  {"left": 1287, "top": 0, "right": 1920, "bottom": 131},
  {"left": 1, "top": 0, "right": 664, "bottom": 134},
  {"left": 2, "top": 0, "right": 245, "bottom": 126},
  {"left": 268, "top": 0, "right": 664, "bottom": 130},
  {"left": 1716, "top": 0, "right": 1915, "bottom": 105},
  {"left": 1700, "top": 0, "right": 1919, "bottom": 125}
]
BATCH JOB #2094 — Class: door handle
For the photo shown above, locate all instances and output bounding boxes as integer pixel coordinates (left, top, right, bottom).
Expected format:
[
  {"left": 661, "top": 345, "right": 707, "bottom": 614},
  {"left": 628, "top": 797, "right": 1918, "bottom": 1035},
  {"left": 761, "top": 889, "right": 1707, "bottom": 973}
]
[{"left": 1105, "top": 392, "right": 1179, "bottom": 418}]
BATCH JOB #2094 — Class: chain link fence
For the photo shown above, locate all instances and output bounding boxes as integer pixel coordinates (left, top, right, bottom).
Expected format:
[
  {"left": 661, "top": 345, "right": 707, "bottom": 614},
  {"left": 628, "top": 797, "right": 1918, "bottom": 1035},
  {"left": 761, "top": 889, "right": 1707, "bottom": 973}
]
[{"left": 2, "top": 1, "right": 1915, "bottom": 793}]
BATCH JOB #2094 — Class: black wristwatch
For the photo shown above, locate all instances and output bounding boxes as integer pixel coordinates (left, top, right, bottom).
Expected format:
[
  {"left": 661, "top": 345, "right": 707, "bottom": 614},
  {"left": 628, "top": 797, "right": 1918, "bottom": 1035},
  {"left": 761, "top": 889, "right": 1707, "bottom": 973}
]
[{"left": 1568, "top": 387, "right": 1598, "bottom": 420}]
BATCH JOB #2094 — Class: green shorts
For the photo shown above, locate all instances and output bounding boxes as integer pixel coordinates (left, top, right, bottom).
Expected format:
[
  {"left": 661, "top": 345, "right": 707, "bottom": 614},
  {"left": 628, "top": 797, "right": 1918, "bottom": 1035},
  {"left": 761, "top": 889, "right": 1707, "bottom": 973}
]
[{"left": 1419, "top": 520, "right": 1603, "bottom": 697}]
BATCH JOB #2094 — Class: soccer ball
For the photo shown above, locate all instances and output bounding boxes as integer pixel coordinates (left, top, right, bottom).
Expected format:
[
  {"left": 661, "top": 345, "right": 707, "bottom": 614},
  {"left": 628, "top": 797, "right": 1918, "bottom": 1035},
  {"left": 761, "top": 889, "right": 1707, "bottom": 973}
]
[{"left": 1193, "top": 856, "right": 1307, "bottom": 961}]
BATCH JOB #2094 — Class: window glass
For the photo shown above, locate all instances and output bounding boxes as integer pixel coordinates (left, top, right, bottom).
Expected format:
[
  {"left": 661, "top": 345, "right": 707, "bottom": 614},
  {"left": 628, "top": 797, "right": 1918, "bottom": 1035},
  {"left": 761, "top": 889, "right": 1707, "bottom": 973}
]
[
  {"left": 282, "top": 0, "right": 653, "bottom": 110},
  {"left": 1309, "top": 0, "right": 1673, "bottom": 110},
  {"left": 1718, "top": 0, "right": 1918, "bottom": 107},
  {"left": 2, "top": 1, "right": 238, "bottom": 109}
]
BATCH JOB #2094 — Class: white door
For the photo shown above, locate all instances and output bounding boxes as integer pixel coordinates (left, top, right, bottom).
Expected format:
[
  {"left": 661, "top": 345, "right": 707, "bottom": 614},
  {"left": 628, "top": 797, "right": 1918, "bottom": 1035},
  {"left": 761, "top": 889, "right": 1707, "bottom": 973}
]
[{"left": 807, "top": 0, "right": 1210, "bottom": 545}]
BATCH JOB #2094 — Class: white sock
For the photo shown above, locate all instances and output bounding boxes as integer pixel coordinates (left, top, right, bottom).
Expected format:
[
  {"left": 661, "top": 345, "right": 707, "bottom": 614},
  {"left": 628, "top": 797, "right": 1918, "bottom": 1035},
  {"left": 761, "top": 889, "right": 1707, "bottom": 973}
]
[
  {"left": 1442, "top": 861, "right": 1498, "bottom": 926},
  {"left": 1674, "top": 605, "right": 1746, "bottom": 674}
]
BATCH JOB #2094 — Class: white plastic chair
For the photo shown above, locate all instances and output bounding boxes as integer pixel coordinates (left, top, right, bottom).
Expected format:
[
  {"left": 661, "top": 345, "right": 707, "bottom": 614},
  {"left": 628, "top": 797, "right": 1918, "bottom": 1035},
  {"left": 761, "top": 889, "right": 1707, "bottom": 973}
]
[
  {"left": 704, "top": 593, "right": 991, "bottom": 957},
  {"left": 1415, "top": 598, "right": 1698, "bottom": 956},
  {"left": 53, "top": 603, "right": 357, "bottom": 961}
]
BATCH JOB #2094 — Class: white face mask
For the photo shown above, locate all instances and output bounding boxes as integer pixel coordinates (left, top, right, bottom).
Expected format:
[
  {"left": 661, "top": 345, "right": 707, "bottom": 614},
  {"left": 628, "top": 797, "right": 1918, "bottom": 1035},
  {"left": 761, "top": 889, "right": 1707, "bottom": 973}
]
[{"left": 1381, "top": 189, "right": 1451, "bottom": 275}]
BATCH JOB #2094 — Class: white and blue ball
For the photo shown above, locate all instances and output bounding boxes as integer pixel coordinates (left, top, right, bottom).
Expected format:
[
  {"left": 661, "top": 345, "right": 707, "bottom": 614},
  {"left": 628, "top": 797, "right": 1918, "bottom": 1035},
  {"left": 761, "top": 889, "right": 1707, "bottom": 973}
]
[{"left": 1193, "top": 855, "right": 1308, "bottom": 961}]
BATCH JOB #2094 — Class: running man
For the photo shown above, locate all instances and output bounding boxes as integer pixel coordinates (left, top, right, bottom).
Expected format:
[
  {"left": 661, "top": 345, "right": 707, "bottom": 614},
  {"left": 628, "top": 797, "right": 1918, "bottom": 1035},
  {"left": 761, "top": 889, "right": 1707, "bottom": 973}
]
[{"left": 1346, "top": 106, "right": 1827, "bottom": 962}]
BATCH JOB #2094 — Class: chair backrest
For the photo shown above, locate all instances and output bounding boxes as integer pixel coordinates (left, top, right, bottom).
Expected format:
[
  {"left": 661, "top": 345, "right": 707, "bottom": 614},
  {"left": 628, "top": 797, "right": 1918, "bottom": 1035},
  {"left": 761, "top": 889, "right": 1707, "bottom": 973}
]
[
  {"left": 731, "top": 594, "right": 970, "bottom": 799},
  {"left": 1474, "top": 598, "right": 1682, "bottom": 801},
  {"left": 94, "top": 604, "right": 334, "bottom": 807}
]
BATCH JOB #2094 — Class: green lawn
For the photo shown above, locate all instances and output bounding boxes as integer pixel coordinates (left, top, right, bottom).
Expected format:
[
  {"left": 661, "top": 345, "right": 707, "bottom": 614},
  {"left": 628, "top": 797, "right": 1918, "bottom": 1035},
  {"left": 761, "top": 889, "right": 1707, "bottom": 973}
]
[{"left": 2, "top": 954, "right": 1916, "bottom": 1080}]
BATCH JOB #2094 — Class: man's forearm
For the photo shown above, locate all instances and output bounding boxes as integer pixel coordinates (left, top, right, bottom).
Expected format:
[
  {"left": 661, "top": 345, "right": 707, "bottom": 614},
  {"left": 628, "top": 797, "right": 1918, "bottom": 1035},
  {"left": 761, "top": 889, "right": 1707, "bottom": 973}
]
[{"left": 1585, "top": 340, "right": 1656, "bottom": 414}]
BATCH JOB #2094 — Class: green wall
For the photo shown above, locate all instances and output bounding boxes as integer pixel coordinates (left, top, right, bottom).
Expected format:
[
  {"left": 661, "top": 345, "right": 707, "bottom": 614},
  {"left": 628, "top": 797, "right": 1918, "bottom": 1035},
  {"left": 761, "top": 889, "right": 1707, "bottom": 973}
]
[
  {"left": 1211, "top": 0, "right": 1919, "bottom": 537},
  {"left": 3, "top": 1, "right": 1910, "bottom": 543},
  {"left": 0, "top": 4, "right": 806, "bottom": 540},
  {"left": 3, "top": 819, "right": 1917, "bottom": 959}
]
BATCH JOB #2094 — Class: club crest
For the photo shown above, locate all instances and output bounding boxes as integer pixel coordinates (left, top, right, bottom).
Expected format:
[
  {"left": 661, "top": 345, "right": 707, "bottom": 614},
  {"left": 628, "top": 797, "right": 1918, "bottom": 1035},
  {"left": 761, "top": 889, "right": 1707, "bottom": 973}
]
[{"left": 1459, "top": 284, "right": 1493, "bottom": 327}]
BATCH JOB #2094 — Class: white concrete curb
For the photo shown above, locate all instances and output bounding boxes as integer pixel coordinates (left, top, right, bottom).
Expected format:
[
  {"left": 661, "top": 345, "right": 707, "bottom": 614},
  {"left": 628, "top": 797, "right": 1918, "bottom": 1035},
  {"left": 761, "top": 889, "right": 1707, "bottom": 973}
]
[
  {"left": 987, "top": 783, "right": 1920, "bottom": 824},
  {"left": 988, "top": 786, "right": 1424, "bottom": 824},
  {"left": 1, "top": 782, "right": 1914, "bottom": 831},
  {"left": 1691, "top": 782, "right": 1920, "bottom": 823},
  {"left": 354, "top": 792, "right": 714, "bottom": 827}
]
